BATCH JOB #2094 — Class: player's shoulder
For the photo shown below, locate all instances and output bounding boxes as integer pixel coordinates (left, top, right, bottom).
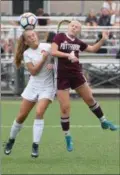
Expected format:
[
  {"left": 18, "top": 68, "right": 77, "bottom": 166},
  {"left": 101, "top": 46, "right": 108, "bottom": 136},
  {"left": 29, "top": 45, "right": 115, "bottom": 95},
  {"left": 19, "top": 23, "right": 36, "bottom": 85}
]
[
  {"left": 57, "top": 32, "right": 65, "bottom": 36},
  {"left": 56, "top": 32, "right": 65, "bottom": 38},
  {"left": 39, "top": 43, "right": 51, "bottom": 53},
  {"left": 76, "top": 38, "right": 85, "bottom": 44},
  {"left": 39, "top": 43, "right": 51, "bottom": 51},
  {"left": 23, "top": 47, "right": 31, "bottom": 56},
  {"left": 39, "top": 43, "right": 51, "bottom": 49}
]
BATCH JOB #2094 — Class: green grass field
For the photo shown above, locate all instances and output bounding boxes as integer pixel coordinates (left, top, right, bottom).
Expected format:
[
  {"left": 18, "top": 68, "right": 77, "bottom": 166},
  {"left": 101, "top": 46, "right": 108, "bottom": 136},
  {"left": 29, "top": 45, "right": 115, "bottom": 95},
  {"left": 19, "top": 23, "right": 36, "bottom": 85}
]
[{"left": 1, "top": 99, "right": 120, "bottom": 174}]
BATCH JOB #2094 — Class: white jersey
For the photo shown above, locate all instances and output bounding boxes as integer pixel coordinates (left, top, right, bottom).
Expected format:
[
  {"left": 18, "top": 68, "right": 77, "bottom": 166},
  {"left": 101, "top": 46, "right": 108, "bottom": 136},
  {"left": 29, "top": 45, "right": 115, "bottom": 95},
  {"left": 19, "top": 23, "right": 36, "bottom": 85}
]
[
  {"left": 103, "top": 1, "right": 116, "bottom": 11},
  {"left": 23, "top": 43, "right": 53, "bottom": 89},
  {"left": 21, "top": 43, "right": 55, "bottom": 102}
]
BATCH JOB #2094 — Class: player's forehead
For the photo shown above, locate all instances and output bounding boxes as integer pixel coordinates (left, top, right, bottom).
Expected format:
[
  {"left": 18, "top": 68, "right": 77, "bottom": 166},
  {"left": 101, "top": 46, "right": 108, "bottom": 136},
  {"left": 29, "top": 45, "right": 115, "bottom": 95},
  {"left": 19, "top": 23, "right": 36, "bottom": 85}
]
[{"left": 70, "top": 20, "right": 81, "bottom": 27}]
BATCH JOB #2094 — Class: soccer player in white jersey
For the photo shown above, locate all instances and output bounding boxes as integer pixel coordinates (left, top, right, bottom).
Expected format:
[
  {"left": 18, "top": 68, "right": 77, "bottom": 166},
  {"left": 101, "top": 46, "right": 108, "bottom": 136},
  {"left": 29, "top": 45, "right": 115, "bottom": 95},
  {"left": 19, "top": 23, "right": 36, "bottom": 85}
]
[{"left": 4, "top": 30, "right": 56, "bottom": 158}]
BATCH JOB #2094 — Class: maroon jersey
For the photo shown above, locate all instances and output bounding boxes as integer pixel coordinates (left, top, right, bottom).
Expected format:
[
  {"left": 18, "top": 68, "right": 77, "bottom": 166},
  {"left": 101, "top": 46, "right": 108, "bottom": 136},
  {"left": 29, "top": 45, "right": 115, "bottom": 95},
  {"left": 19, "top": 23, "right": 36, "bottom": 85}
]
[{"left": 53, "top": 33, "right": 88, "bottom": 78}]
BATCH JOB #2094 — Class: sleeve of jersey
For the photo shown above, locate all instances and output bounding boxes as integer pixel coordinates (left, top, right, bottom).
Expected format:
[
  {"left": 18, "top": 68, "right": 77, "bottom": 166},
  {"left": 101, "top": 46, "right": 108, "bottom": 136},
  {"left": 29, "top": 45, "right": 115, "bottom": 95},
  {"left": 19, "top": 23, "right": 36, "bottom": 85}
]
[
  {"left": 52, "top": 33, "right": 62, "bottom": 46},
  {"left": 79, "top": 40, "right": 88, "bottom": 52},
  {"left": 23, "top": 52, "right": 32, "bottom": 63},
  {"left": 41, "top": 44, "right": 51, "bottom": 54}
]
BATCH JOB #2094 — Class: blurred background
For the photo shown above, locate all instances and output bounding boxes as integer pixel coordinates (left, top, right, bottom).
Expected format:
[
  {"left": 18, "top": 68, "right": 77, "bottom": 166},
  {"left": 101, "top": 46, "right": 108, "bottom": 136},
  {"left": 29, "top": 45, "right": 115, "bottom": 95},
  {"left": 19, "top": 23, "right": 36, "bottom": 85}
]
[
  {"left": 1, "top": 0, "right": 120, "bottom": 97},
  {"left": 1, "top": 0, "right": 119, "bottom": 16}
]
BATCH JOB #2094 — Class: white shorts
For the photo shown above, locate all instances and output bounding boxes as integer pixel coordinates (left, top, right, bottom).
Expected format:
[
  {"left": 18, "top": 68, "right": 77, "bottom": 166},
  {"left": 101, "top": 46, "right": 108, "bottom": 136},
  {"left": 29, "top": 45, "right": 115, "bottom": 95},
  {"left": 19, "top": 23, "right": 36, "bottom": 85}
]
[{"left": 21, "top": 84, "right": 55, "bottom": 102}]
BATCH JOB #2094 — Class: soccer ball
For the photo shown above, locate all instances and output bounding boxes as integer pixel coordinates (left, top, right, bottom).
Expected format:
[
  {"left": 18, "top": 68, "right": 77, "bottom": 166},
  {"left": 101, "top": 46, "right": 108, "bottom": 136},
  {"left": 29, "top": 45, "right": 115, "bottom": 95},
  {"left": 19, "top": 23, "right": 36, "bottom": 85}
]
[{"left": 20, "top": 12, "right": 37, "bottom": 30}]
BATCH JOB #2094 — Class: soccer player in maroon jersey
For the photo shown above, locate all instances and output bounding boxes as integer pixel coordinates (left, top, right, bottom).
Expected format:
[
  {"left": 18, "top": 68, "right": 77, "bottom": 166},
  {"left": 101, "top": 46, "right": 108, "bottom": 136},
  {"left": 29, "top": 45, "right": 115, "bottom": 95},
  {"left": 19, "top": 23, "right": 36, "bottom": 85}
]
[{"left": 51, "top": 20, "right": 118, "bottom": 152}]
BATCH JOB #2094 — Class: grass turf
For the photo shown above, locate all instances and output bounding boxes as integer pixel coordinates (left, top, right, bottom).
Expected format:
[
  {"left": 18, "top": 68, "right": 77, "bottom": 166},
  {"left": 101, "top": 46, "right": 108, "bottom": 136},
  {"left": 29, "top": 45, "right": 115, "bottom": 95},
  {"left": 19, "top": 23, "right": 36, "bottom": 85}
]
[{"left": 1, "top": 99, "right": 120, "bottom": 174}]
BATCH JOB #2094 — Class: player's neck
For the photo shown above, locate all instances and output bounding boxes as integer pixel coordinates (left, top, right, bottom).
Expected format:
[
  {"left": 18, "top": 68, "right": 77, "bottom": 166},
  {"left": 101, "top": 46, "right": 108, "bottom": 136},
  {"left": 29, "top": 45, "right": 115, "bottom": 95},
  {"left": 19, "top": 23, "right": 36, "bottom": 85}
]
[
  {"left": 66, "top": 33, "right": 75, "bottom": 41},
  {"left": 30, "top": 44, "right": 39, "bottom": 50}
]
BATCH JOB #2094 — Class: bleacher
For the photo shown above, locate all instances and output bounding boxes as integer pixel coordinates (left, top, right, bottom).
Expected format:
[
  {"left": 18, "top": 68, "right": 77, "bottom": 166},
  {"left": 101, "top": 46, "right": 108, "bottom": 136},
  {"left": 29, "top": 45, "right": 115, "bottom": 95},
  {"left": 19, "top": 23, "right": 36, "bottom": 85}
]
[{"left": 1, "top": 16, "right": 120, "bottom": 96}]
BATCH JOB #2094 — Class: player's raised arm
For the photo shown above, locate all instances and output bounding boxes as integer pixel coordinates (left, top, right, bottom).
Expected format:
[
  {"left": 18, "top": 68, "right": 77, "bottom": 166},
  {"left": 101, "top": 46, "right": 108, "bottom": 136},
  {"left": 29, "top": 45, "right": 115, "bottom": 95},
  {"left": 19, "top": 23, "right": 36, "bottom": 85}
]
[
  {"left": 51, "top": 33, "right": 79, "bottom": 62},
  {"left": 51, "top": 42, "right": 69, "bottom": 58},
  {"left": 51, "top": 33, "right": 70, "bottom": 58},
  {"left": 25, "top": 51, "right": 49, "bottom": 76},
  {"left": 85, "top": 31, "right": 109, "bottom": 53}
]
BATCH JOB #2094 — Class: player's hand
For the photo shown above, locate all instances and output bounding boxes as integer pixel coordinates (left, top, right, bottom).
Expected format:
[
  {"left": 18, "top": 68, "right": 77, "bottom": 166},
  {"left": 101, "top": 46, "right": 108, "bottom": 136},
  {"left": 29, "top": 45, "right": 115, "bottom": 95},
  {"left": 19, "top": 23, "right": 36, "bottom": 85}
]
[
  {"left": 71, "top": 57, "right": 79, "bottom": 63},
  {"left": 68, "top": 51, "right": 79, "bottom": 63},
  {"left": 41, "top": 50, "right": 49, "bottom": 60},
  {"left": 102, "top": 31, "right": 109, "bottom": 40},
  {"left": 46, "top": 64, "right": 54, "bottom": 70}
]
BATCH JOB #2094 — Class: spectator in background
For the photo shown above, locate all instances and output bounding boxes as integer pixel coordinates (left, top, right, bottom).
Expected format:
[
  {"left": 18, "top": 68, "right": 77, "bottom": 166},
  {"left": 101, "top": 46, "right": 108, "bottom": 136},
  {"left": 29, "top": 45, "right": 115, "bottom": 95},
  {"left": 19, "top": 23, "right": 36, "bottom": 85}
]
[
  {"left": 102, "top": 0, "right": 117, "bottom": 28},
  {"left": 110, "top": 4, "right": 120, "bottom": 26},
  {"left": 84, "top": 9, "right": 98, "bottom": 38},
  {"left": 110, "top": 4, "right": 120, "bottom": 59},
  {"left": 85, "top": 9, "right": 98, "bottom": 27},
  {"left": 96, "top": 8, "right": 111, "bottom": 54},
  {"left": 36, "top": 8, "right": 50, "bottom": 26},
  {"left": 3, "top": 21, "right": 22, "bottom": 58},
  {"left": 36, "top": 8, "right": 44, "bottom": 16},
  {"left": 102, "top": 0, "right": 116, "bottom": 16},
  {"left": 98, "top": 8, "right": 111, "bottom": 26}
]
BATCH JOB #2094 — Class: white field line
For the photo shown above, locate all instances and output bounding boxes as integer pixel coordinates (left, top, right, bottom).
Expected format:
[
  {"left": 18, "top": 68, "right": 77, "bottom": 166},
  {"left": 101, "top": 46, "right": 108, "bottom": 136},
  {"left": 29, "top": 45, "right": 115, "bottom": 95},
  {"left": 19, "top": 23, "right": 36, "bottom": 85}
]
[
  {"left": 1, "top": 125, "right": 119, "bottom": 128},
  {"left": 0, "top": 125, "right": 110, "bottom": 128}
]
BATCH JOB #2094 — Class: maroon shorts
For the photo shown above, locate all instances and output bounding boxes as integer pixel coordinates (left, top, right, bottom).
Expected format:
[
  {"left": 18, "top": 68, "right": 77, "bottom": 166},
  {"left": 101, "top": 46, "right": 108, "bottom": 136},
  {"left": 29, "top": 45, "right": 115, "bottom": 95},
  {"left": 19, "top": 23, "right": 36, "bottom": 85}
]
[{"left": 57, "top": 73, "right": 87, "bottom": 90}]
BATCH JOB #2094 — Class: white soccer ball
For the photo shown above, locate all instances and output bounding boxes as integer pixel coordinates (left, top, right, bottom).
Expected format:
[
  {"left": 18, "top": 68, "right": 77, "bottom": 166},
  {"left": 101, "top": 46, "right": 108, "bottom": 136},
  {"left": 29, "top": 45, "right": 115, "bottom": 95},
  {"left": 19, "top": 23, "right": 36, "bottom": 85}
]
[{"left": 20, "top": 12, "right": 37, "bottom": 30}]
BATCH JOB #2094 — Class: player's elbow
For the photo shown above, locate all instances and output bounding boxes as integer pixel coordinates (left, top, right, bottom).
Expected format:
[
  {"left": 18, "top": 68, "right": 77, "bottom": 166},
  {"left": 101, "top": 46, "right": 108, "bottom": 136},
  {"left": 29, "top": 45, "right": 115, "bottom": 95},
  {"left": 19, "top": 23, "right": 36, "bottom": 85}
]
[
  {"left": 90, "top": 47, "right": 95, "bottom": 52},
  {"left": 85, "top": 45, "right": 94, "bottom": 52},
  {"left": 30, "top": 70, "right": 38, "bottom": 76},
  {"left": 31, "top": 72, "right": 36, "bottom": 76}
]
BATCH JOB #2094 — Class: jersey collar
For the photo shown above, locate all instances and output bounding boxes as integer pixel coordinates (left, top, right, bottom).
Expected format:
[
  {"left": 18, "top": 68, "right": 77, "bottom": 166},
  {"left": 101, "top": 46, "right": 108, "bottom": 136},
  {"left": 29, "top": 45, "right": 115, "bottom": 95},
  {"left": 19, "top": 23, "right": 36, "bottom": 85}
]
[{"left": 66, "top": 33, "right": 75, "bottom": 41}]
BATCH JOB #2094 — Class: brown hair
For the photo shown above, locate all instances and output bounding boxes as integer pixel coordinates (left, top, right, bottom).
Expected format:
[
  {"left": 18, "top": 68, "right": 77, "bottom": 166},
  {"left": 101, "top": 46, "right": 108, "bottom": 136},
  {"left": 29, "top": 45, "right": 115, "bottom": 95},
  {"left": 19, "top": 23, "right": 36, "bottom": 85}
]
[
  {"left": 14, "top": 33, "right": 29, "bottom": 68},
  {"left": 45, "top": 31, "right": 56, "bottom": 43},
  {"left": 57, "top": 20, "right": 70, "bottom": 33}
]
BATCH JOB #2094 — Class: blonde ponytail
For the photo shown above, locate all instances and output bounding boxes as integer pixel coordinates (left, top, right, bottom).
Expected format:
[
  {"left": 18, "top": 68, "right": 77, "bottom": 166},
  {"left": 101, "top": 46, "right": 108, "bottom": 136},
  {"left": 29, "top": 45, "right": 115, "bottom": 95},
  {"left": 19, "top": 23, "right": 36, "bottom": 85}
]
[{"left": 14, "top": 34, "right": 29, "bottom": 68}]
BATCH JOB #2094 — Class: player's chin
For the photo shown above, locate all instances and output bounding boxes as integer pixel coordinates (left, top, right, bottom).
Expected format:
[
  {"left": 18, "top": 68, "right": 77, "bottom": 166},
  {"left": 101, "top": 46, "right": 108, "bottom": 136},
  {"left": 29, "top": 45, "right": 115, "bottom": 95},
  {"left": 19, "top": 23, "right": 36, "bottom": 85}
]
[
  {"left": 33, "top": 42, "right": 39, "bottom": 47},
  {"left": 71, "top": 31, "right": 77, "bottom": 37}
]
